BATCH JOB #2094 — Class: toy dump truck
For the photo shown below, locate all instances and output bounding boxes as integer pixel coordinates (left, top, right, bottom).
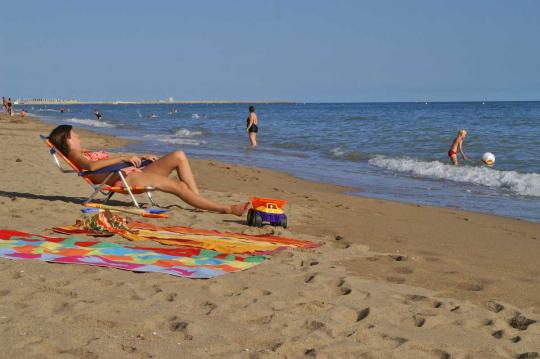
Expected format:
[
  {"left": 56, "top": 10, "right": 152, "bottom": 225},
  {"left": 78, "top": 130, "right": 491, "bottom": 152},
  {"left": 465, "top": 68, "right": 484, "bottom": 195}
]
[{"left": 247, "top": 197, "right": 288, "bottom": 228}]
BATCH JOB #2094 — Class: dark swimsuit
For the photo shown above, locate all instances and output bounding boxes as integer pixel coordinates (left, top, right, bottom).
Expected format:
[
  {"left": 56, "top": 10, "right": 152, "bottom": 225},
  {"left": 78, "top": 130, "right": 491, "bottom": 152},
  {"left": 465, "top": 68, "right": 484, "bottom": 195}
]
[{"left": 247, "top": 117, "right": 258, "bottom": 133}]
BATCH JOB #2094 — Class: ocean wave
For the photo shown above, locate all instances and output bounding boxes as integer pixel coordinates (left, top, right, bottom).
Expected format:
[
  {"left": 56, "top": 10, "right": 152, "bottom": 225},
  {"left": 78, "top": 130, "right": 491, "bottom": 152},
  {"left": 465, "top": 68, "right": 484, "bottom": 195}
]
[
  {"left": 368, "top": 156, "right": 540, "bottom": 197},
  {"left": 144, "top": 134, "right": 206, "bottom": 146},
  {"left": 173, "top": 128, "right": 203, "bottom": 137},
  {"left": 66, "top": 118, "right": 116, "bottom": 128},
  {"left": 330, "top": 147, "right": 367, "bottom": 161},
  {"left": 35, "top": 109, "right": 61, "bottom": 112},
  {"left": 192, "top": 113, "right": 200, "bottom": 119}
]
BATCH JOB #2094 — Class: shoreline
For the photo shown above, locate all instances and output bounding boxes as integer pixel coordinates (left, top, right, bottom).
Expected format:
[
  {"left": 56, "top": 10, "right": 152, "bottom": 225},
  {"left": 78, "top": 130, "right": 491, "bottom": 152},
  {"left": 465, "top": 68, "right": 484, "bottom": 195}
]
[
  {"left": 32, "top": 108, "right": 540, "bottom": 224},
  {"left": 1, "top": 113, "right": 539, "bottom": 357}
]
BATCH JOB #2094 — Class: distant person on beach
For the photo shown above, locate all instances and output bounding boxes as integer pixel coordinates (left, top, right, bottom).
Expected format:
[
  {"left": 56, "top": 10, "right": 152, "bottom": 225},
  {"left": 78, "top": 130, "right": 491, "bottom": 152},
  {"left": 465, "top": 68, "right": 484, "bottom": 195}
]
[
  {"left": 246, "top": 105, "right": 258, "bottom": 147},
  {"left": 47, "top": 125, "right": 250, "bottom": 216},
  {"left": 20, "top": 109, "right": 27, "bottom": 117},
  {"left": 2, "top": 97, "right": 7, "bottom": 113},
  {"left": 6, "top": 98, "right": 13, "bottom": 116},
  {"left": 448, "top": 129, "right": 469, "bottom": 165},
  {"left": 60, "top": 108, "right": 65, "bottom": 113},
  {"left": 94, "top": 110, "right": 102, "bottom": 120}
]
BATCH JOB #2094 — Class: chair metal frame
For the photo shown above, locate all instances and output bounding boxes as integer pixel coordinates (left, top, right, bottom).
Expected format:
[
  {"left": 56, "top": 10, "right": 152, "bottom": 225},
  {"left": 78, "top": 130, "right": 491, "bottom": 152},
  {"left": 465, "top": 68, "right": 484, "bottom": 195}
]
[{"left": 41, "top": 135, "right": 157, "bottom": 208}]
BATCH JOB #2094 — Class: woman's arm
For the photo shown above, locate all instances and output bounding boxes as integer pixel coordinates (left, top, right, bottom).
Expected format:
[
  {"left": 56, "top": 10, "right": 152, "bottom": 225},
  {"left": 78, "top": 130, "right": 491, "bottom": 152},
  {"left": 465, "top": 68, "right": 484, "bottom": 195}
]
[{"left": 71, "top": 151, "right": 142, "bottom": 171}]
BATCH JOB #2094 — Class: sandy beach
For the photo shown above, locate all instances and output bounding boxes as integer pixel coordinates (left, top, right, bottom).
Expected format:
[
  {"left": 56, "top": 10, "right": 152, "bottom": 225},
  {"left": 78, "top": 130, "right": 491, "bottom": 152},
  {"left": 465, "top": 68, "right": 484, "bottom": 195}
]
[{"left": 0, "top": 113, "right": 538, "bottom": 358}]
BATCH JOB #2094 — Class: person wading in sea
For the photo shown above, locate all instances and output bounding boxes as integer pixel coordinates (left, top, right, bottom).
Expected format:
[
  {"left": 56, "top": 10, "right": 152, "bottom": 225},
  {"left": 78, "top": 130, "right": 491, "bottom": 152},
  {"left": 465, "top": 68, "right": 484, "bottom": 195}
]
[{"left": 246, "top": 105, "right": 259, "bottom": 147}]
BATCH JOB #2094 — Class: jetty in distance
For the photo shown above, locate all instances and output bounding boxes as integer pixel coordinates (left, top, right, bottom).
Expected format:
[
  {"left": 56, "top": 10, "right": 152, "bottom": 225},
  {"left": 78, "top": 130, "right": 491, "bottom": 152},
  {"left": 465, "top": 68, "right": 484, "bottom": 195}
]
[{"left": 15, "top": 97, "right": 295, "bottom": 105}]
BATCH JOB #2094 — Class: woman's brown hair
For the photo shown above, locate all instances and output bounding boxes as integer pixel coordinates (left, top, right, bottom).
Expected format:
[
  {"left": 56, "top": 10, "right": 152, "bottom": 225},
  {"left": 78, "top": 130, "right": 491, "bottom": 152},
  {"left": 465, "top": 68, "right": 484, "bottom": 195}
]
[{"left": 48, "top": 125, "right": 73, "bottom": 156}]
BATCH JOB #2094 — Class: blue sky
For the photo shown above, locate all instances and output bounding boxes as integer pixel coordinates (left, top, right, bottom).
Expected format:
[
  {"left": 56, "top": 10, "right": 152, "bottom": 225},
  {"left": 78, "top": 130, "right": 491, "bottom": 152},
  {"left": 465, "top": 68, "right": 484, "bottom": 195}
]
[{"left": 1, "top": 0, "right": 539, "bottom": 102}]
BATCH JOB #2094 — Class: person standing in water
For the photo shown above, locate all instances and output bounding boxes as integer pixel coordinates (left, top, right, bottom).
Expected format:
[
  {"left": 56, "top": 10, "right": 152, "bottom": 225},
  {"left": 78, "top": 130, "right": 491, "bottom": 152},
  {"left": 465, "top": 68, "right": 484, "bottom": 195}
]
[
  {"left": 246, "top": 105, "right": 258, "bottom": 147},
  {"left": 448, "top": 129, "right": 469, "bottom": 165},
  {"left": 94, "top": 110, "right": 102, "bottom": 120}
]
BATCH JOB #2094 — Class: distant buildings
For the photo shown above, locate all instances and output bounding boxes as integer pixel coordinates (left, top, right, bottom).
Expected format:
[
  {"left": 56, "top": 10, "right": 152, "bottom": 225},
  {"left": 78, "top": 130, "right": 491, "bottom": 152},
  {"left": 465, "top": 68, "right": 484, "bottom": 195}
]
[{"left": 16, "top": 98, "right": 79, "bottom": 105}]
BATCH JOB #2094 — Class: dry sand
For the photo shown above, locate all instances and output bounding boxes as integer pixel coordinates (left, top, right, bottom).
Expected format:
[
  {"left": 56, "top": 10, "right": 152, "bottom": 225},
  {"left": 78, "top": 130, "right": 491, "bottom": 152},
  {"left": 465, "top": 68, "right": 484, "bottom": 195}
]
[{"left": 0, "top": 113, "right": 538, "bottom": 358}]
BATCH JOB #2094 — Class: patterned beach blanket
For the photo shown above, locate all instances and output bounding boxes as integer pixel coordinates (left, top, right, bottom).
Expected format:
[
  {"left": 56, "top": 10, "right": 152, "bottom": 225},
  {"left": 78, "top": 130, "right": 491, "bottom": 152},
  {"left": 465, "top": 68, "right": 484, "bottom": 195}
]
[
  {"left": 51, "top": 212, "right": 319, "bottom": 254},
  {"left": 0, "top": 230, "right": 265, "bottom": 278}
]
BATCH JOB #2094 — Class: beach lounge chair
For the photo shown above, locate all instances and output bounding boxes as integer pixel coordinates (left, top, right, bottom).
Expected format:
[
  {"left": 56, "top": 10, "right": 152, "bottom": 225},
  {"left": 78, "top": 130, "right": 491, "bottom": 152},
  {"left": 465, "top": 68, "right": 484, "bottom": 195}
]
[{"left": 40, "top": 135, "right": 157, "bottom": 208}]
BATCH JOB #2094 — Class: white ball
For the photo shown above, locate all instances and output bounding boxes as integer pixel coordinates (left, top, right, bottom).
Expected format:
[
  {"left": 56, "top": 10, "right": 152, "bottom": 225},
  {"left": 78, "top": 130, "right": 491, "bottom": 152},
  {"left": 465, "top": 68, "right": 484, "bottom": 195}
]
[{"left": 482, "top": 152, "right": 495, "bottom": 165}]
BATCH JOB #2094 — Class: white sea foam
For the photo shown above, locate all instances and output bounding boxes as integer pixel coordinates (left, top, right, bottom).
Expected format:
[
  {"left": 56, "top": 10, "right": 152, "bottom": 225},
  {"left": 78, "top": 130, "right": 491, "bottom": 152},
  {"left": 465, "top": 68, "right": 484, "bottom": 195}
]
[
  {"left": 369, "top": 156, "right": 540, "bottom": 197},
  {"left": 144, "top": 134, "right": 206, "bottom": 146},
  {"left": 174, "top": 128, "right": 203, "bottom": 137},
  {"left": 157, "top": 137, "right": 206, "bottom": 146},
  {"left": 66, "top": 118, "right": 116, "bottom": 128},
  {"left": 36, "top": 109, "right": 61, "bottom": 112},
  {"left": 192, "top": 113, "right": 200, "bottom": 119},
  {"left": 330, "top": 147, "right": 345, "bottom": 157}
]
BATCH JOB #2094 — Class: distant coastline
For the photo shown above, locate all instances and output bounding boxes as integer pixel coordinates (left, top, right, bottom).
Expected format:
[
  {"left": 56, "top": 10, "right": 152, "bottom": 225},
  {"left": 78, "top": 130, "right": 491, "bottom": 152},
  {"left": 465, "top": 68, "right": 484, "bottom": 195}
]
[{"left": 15, "top": 99, "right": 296, "bottom": 105}]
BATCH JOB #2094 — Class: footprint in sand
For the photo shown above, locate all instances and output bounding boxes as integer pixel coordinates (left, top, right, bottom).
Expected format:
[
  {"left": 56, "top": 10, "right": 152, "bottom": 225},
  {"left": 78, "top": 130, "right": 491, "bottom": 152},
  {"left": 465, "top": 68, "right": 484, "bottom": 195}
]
[
  {"left": 405, "top": 294, "right": 427, "bottom": 302},
  {"left": 491, "top": 329, "right": 504, "bottom": 339},
  {"left": 169, "top": 316, "right": 189, "bottom": 332},
  {"left": 485, "top": 300, "right": 504, "bottom": 313},
  {"left": 508, "top": 312, "right": 537, "bottom": 331},
  {"left": 432, "top": 301, "right": 443, "bottom": 309},
  {"left": 482, "top": 319, "right": 494, "bottom": 326},
  {"left": 386, "top": 276, "right": 406, "bottom": 284},
  {"left": 357, "top": 308, "right": 370, "bottom": 322},
  {"left": 510, "top": 335, "right": 521, "bottom": 343},
  {"left": 413, "top": 315, "right": 426, "bottom": 327},
  {"left": 432, "top": 350, "right": 451, "bottom": 359},
  {"left": 380, "top": 334, "right": 408, "bottom": 348},
  {"left": 336, "top": 278, "right": 352, "bottom": 295},
  {"left": 202, "top": 301, "right": 217, "bottom": 315},
  {"left": 517, "top": 353, "right": 538, "bottom": 359},
  {"left": 121, "top": 344, "right": 137, "bottom": 354},
  {"left": 304, "top": 273, "right": 318, "bottom": 284}
]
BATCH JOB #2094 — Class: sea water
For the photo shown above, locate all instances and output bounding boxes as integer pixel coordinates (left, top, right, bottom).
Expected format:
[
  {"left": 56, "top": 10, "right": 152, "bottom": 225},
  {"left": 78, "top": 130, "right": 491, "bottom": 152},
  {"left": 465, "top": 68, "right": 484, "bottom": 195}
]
[{"left": 27, "top": 102, "right": 540, "bottom": 222}]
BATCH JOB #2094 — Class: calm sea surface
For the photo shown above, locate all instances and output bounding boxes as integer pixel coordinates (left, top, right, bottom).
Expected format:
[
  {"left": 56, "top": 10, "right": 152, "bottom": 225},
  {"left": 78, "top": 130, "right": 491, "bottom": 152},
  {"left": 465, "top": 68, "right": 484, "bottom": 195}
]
[{"left": 25, "top": 102, "right": 540, "bottom": 222}]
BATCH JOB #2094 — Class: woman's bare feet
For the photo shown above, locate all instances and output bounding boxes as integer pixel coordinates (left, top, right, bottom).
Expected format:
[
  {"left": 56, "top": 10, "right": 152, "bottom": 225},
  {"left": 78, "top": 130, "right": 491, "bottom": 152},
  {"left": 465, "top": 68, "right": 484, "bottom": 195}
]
[{"left": 228, "top": 202, "right": 250, "bottom": 216}]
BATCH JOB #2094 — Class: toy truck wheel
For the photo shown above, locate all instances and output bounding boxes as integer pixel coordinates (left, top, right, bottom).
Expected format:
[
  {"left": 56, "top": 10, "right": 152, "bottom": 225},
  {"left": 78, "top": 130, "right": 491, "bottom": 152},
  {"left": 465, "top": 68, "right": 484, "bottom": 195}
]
[
  {"left": 280, "top": 217, "right": 288, "bottom": 228},
  {"left": 247, "top": 209, "right": 255, "bottom": 226},
  {"left": 254, "top": 214, "right": 263, "bottom": 227}
]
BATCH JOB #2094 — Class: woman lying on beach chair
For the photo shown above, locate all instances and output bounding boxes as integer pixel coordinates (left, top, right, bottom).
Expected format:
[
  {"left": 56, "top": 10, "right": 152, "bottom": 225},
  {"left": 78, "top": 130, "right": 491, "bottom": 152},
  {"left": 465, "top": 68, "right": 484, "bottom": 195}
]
[{"left": 48, "top": 125, "right": 249, "bottom": 216}]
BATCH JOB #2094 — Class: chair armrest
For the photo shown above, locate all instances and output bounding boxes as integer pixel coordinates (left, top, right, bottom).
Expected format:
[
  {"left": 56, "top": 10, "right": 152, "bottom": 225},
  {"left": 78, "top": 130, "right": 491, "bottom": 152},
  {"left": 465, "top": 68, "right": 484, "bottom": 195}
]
[{"left": 78, "top": 160, "right": 153, "bottom": 176}]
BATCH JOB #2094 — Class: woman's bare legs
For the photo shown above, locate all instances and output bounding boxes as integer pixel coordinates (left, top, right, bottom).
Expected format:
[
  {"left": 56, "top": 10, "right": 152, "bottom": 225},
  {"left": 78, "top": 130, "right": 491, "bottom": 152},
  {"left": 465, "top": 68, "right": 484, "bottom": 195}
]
[
  {"left": 125, "top": 172, "right": 249, "bottom": 216},
  {"left": 142, "top": 151, "right": 199, "bottom": 194},
  {"left": 249, "top": 132, "right": 257, "bottom": 147}
]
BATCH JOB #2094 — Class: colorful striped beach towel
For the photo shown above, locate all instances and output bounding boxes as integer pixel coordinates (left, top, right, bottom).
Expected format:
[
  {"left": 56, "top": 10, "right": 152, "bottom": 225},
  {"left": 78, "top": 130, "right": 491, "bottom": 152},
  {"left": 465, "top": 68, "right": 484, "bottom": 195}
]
[
  {"left": 0, "top": 230, "right": 265, "bottom": 278},
  {"left": 51, "top": 212, "right": 320, "bottom": 254}
]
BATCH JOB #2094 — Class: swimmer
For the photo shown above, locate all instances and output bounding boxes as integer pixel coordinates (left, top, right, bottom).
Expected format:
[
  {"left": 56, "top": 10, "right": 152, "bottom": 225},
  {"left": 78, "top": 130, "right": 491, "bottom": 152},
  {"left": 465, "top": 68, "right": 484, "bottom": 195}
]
[
  {"left": 94, "top": 110, "right": 102, "bottom": 120},
  {"left": 448, "top": 129, "right": 469, "bottom": 165}
]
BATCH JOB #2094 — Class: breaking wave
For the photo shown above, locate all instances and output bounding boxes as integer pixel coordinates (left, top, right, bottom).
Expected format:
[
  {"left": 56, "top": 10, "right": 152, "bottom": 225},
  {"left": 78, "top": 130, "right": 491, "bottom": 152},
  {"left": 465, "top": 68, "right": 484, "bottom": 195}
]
[
  {"left": 65, "top": 118, "right": 116, "bottom": 128},
  {"left": 368, "top": 156, "right": 540, "bottom": 197}
]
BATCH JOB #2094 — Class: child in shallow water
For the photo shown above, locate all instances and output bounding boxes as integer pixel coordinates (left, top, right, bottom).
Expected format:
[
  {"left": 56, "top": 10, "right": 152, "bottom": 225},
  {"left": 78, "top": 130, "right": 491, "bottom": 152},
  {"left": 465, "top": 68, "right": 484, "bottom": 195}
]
[{"left": 448, "top": 129, "right": 469, "bottom": 165}]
